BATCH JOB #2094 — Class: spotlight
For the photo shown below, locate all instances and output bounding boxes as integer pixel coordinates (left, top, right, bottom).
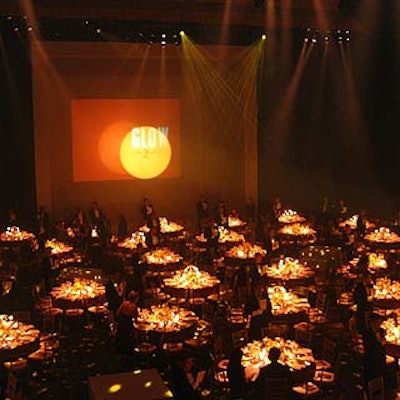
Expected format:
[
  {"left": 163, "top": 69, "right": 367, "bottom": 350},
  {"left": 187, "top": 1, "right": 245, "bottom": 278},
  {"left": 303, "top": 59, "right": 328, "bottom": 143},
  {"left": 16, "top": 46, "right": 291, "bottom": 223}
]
[
  {"left": 161, "top": 40, "right": 166, "bottom": 46},
  {"left": 13, "top": 26, "right": 19, "bottom": 32},
  {"left": 179, "top": 31, "right": 185, "bottom": 36},
  {"left": 304, "top": 38, "right": 309, "bottom": 43},
  {"left": 311, "top": 38, "right": 317, "bottom": 44},
  {"left": 161, "top": 33, "right": 166, "bottom": 38},
  {"left": 261, "top": 34, "right": 266, "bottom": 40},
  {"left": 27, "top": 26, "right": 33, "bottom": 32},
  {"left": 96, "top": 28, "right": 101, "bottom": 34}
]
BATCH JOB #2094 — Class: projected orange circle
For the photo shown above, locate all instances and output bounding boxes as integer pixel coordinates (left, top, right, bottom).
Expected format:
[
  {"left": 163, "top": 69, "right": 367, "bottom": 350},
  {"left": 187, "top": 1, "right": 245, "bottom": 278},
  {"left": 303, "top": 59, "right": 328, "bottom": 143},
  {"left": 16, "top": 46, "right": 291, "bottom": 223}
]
[
  {"left": 98, "top": 121, "right": 132, "bottom": 175},
  {"left": 120, "top": 126, "right": 171, "bottom": 179}
]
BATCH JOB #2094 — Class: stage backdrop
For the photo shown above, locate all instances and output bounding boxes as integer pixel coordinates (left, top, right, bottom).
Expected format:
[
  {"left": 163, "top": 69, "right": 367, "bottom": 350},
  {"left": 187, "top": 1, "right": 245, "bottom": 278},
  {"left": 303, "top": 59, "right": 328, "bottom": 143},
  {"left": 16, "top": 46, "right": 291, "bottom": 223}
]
[{"left": 31, "top": 41, "right": 257, "bottom": 228}]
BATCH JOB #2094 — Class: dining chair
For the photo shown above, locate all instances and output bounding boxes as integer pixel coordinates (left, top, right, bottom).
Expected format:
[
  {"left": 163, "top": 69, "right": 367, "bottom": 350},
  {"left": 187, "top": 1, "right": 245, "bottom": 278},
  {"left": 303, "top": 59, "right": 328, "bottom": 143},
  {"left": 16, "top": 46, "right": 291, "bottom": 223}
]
[
  {"left": 367, "top": 375, "right": 384, "bottom": 400},
  {"left": 264, "top": 377, "right": 290, "bottom": 400}
]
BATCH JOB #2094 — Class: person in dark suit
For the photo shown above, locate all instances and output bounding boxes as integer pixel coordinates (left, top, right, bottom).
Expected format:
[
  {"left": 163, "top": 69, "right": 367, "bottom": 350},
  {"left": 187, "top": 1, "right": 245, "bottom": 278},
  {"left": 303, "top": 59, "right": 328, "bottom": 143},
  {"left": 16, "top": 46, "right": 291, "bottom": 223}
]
[
  {"left": 227, "top": 347, "right": 247, "bottom": 399},
  {"left": 170, "top": 354, "right": 204, "bottom": 400},
  {"left": 353, "top": 273, "right": 369, "bottom": 334},
  {"left": 196, "top": 195, "right": 210, "bottom": 232},
  {"left": 362, "top": 315, "right": 386, "bottom": 384},
  {"left": 140, "top": 198, "right": 155, "bottom": 228},
  {"left": 254, "top": 347, "right": 294, "bottom": 399},
  {"left": 356, "top": 209, "right": 367, "bottom": 238},
  {"left": 105, "top": 270, "right": 124, "bottom": 324},
  {"left": 115, "top": 289, "right": 138, "bottom": 353}
]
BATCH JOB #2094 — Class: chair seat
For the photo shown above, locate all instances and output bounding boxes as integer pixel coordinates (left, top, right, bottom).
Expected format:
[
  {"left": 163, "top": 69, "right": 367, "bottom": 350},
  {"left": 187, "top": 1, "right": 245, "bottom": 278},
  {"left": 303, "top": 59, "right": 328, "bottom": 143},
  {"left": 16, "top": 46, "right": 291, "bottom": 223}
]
[
  {"left": 162, "top": 342, "right": 184, "bottom": 352},
  {"left": 167, "top": 297, "right": 186, "bottom": 305},
  {"left": 386, "top": 354, "right": 396, "bottom": 365},
  {"left": 214, "top": 370, "right": 228, "bottom": 384},
  {"left": 184, "top": 338, "right": 210, "bottom": 348},
  {"left": 309, "top": 313, "right": 327, "bottom": 324},
  {"left": 189, "top": 297, "right": 206, "bottom": 305},
  {"left": 327, "top": 322, "right": 345, "bottom": 330},
  {"left": 314, "top": 370, "right": 335, "bottom": 383},
  {"left": 217, "top": 359, "right": 229, "bottom": 370},
  {"left": 28, "top": 349, "right": 52, "bottom": 362},
  {"left": 292, "top": 381, "right": 320, "bottom": 396},
  {"left": 314, "top": 359, "right": 331, "bottom": 371},
  {"left": 87, "top": 305, "right": 108, "bottom": 314},
  {"left": 4, "top": 358, "right": 28, "bottom": 371},
  {"left": 39, "top": 333, "right": 54, "bottom": 342},
  {"left": 43, "top": 307, "right": 63, "bottom": 317},
  {"left": 134, "top": 342, "right": 157, "bottom": 354},
  {"left": 65, "top": 308, "right": 84, "bottom": 317},
  {"left": 293, "top": 321, "right": 315, "bottom": 331}
]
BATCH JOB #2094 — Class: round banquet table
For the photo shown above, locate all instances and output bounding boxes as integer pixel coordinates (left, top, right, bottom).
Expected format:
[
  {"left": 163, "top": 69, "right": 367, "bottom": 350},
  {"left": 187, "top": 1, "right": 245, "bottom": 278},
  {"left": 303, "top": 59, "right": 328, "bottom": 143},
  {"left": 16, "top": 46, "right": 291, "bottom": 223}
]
[
  {"left": 50, "top": 282, "right": 106, "bottom": 310},
  {"left": 0, "top": 338, "right": 40, "bottom": 363},
  {"left": 365, "top": 240, "right": 400, "bottom": 251},
  {"left": 264, "top": 275, "right": 314, "bottom": 289},
  {"left": 134, "top": 307, "right": 199, "bottom": 343},
  {"left": 241, "top": 337, "right": 316, "bottom": 385},
  {"left": 145, "top": 261, "right": 183, "bottom": 273},
  {"left": 162, "top": 284, "right": 220, "bottom": 300},
  {"left": 0, "top": 319, "right": 40, "bottom": 362}
]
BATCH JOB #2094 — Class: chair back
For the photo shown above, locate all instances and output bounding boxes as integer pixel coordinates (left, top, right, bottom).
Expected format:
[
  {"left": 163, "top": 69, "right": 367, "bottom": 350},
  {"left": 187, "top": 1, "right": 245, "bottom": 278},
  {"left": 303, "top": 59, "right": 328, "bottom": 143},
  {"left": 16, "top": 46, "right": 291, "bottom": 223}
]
[
  {"left": 316, "top": 292, "right": 327, "bottom": 312},
  {"left": 231, "top": 329, "right": 248, "bottom": 348},
  {"left": 294, "top": 328, "right": 312, "bottom": 348},
  {"left": 261, "top": 325, "right": 282, "bottom": 339},
  {"left": 323, "top": 338, "right": 337, "bottom": 363},
  {"left": 264, "top": 377, "right": 289, "bottom": 400},
  {"left": 368, "top": 375, "right": 384, "bottom": 400},
  {"left": 202, "top": 301, "right": 215, "bottom": 323},
  {"left": 6, "top": 371, "right": 22, "bottom": 400}
]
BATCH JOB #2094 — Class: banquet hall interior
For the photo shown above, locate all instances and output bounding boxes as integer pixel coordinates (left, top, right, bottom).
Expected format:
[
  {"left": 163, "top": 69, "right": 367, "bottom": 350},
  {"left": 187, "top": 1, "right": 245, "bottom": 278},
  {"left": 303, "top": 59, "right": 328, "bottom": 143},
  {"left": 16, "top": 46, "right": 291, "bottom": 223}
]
[{"left": 0, "top": 0, "right": 400, "bottom": 399}]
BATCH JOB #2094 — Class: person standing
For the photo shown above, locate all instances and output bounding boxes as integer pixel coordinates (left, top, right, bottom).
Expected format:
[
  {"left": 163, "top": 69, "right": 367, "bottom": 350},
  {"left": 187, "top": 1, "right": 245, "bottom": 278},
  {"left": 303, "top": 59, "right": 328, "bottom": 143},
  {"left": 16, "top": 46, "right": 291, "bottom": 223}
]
[
  {"left": 227, "top": 347, "right": 248, "bottom": 399},
  {"left": 115, "top": 290, "right": 139, "bottom": 368},
  {"left": 196, "top": 195, "right": 210, "bottom": 232},
  {"left": 141, "top": 198, "right": 155, "bottom": 228},
  {"left": 353, "top": 273, "right": 369, "bottom": 335}
]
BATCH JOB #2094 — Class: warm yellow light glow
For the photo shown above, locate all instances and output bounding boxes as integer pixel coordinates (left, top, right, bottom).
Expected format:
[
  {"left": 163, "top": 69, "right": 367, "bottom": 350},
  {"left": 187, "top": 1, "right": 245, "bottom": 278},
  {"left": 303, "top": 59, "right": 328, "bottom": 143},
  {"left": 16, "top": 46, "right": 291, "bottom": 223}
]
[
  {"left": 179, "top": 31, "right": 185, "bottom": 36},
  {"left": 164, "top": 390, "right": 174, "bottom": 398},
  {"left": 108, "top": 383, "right": 122, "bottom": 394},
  {"left": 261, "top": 34, "right": 267, "bottom": 40},
  {"left": 132, "top": 369, "right": 142, "bottom": 375},
  {"left": 120, "top": 126, "right": 171, "bottom": 179},
  {"left": 144, "top": 381, "right": 153, "bottom": 388}
]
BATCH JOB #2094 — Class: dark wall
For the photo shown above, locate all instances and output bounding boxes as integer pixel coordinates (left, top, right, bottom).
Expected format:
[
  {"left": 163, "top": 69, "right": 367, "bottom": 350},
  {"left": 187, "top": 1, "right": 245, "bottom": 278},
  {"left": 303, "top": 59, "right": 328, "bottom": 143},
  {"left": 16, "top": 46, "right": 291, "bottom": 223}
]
[
  {"left": 0, "top": 29, "right": 36, "bottom": 227},
  {"left": 257, "top": 30, "right": 400, "bottom": 218}
]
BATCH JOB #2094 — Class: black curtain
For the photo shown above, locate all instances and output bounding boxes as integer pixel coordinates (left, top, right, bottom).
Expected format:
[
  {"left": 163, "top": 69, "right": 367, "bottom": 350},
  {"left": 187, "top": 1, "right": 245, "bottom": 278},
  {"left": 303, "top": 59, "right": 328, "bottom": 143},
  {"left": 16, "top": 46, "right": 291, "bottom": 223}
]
[{"left": 0, "top": 26, "right": 36, "bottom": 228}]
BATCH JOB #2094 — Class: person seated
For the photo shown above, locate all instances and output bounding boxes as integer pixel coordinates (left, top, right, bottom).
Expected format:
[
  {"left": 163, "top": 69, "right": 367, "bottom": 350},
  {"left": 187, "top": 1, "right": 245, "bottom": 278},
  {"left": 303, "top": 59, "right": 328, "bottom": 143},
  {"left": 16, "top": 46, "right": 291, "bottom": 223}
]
[
  {"left": 254, "top": 347, "right": 294, "bottom": 399},
  {"left": 170, "top": 354, "right": 205, "bottom": 400}
]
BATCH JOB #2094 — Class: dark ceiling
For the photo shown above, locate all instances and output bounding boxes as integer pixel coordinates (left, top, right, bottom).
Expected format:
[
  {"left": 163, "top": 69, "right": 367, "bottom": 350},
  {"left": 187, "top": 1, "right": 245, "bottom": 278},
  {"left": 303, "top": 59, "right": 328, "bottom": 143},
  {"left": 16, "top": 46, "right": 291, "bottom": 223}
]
[
  {"left": 0, "top": 0, "right": 362, "bottom": 30},
  {"left": 0, "top": 1, "right": 395, "bottom": 45}
]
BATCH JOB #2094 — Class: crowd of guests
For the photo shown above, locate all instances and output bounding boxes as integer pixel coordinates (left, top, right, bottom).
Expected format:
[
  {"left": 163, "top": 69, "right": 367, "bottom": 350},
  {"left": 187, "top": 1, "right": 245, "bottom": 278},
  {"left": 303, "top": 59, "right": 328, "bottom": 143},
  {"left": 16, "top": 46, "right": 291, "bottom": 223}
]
[{"left": 1, "top": 195, "right": 400, "bottom": 399}]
